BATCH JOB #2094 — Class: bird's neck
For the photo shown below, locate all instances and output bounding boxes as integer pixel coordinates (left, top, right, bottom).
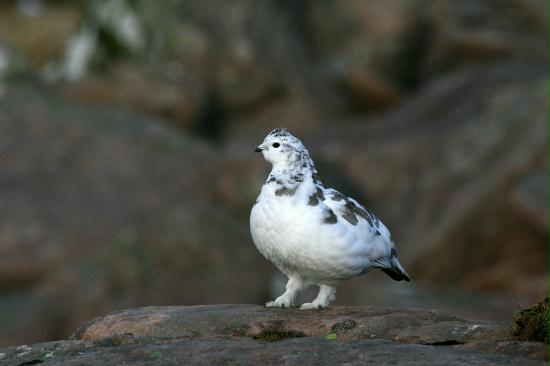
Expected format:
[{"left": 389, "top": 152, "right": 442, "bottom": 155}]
[{"left": 266, "top": 160, "right": 322, "bottom": 197}]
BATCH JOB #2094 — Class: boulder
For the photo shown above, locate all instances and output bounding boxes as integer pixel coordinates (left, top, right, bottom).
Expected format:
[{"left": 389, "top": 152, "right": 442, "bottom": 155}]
[
  {"left": 70, "top": 304, "right": 504, "bottom": 344},
  {"left": 0, "top": 2, "right": 81, "bottom": 68},
  {"left": 0, "top": 40, "right": 29, "bottom": 83},
  {"left": 423, "top": 0, "right": 549, "bottom": 77},
  {"left": 309, "top": 60, "right": 549, "bottom": 297},
  {"left": 0, "top": 305, "right": 546, "bottom": 366},
  {"left": 0, "top": 83, "right": 267, "bottom": 346},
  {"left": 306, "top": 0, "right": 419, "bottom": 109}
]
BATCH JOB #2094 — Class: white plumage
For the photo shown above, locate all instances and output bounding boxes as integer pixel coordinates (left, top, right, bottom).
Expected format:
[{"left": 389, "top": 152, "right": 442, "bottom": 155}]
[{"left": 250, "top": 128, "right": 409, "bottom": 309}]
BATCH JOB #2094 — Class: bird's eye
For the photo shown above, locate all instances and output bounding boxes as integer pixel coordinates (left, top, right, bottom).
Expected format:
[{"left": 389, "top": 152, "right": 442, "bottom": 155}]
[{"left": 272, "top": 143, "right": 280, "bottom": 148}]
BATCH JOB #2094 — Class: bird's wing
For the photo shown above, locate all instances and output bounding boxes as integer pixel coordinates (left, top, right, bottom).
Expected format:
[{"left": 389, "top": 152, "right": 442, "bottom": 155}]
[
  {"left": 320, "top": 188, "right": 411, "bottom": 282},
  {"left": 304, "top": 186, "right": 410, "bottom": 281},
  {"left": 321, "top": 188, "right": 389, "bottom": 242}
]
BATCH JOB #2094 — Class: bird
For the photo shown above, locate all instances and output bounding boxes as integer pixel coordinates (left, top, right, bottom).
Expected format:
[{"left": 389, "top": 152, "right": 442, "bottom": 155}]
[{"left": 250, "top": 128, "right": 409, "bottom": 310}]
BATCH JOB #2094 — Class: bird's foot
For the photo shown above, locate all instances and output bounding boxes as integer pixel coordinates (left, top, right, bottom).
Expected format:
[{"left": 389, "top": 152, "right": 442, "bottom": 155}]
[
  {"left": 265, "top": 296, "right": 294, "bottom": 308},
  {"left": 299, "top": 301, "right": 327, "bottom": 310},
  {"left": 300, "top": 284, "right": 335, "bottom": 310}
]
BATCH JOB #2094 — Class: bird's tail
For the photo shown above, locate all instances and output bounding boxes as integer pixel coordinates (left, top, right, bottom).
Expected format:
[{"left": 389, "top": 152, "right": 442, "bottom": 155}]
[
  {"left": 381, "top": 257, "right": 410, "bottom": 282},
  {"left": 374, "top": 248, "right": 410, "bottom": 282}
]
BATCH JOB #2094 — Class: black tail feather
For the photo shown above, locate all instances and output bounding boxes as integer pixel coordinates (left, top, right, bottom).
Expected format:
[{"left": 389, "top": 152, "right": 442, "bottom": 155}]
[{"left": 381, "top": 268, "right": 410, "bottom": 282}]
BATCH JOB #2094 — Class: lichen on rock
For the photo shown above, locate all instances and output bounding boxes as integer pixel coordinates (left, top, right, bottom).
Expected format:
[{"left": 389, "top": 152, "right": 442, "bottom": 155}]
[{"left": 511, "top": 297, "right": 549, "bottom": 344}]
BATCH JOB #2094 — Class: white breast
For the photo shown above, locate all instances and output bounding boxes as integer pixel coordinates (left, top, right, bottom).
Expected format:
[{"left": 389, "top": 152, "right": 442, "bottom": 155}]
[{"left": 250, "top": 186, "right": 370, "bottom": 283}]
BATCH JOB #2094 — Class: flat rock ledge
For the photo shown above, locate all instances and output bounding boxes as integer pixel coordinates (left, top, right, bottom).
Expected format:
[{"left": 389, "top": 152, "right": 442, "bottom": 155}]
[{"left": 1, "top": 305, "right": 547, "bottom": 365}]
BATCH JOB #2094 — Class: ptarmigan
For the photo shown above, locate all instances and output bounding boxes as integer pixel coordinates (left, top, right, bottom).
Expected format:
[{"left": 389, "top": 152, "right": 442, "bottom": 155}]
[{"left": 250, "top": 128, "right": 409, "bottom": 310}]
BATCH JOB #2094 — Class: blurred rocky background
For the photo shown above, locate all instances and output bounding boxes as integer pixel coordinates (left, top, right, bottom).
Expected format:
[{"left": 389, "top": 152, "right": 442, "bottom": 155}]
[{"left": 0, "top": 0, "right": 547, "bottom": 347}]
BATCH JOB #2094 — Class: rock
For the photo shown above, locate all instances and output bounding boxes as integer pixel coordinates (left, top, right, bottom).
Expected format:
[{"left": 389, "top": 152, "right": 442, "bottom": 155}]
[
  {"left": 1, "top": 338, "right": 545, "bottom": 366},
  {"left": 341, "top": 66, "right": 402, "bottom": 110},
  {"left": 34, "top": 0, "right": 549, "bottom": 135},
  {"left": 0, "top": 82, "right": 267, "bottom": 346},
  {"left": 307, "top": 0, "right": 419, "bottom": 109},
  {"left": 0, "top": 40, "right": 29, "bottom": 82},
  {"left": 459, "top": 340, "right": 549, "bottom": 362},
  {"left": 70, "top": 305, "right": 504, "bottom": 345},
  {"left": 46, "top": 0, "right": 310, "bottom": 132},
  {"left": 0, "top": 2, "right": 81, "bottom": 68},
  {"left": 423, "top": 0, "right": 549, "bottom": 77},
  {"left": 308, "top": 60, "right": 549, "bottom": 298},
  {"left": 44, "top": 0, "right": 147, "bottom": 81},
  {"left": 62, "top": 62, "right": 204, "bottom": 129},
  {"left": 6, "top": 0, "right": 546, "bottom": 134},
  {"left": 0, "top": 305, "right": 546, "bottom": 366},
  {"left": 511, "top": 164, "right": 549, "bottom": 234}
]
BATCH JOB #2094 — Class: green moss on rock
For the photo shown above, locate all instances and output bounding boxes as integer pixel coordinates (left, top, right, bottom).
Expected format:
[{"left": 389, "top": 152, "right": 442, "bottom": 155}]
[
  {"left": 511, "top": 297, "right": 549, "bottom": 344},
  {"left": 253, "top": 330, "right": 306, "bottom": 342}
]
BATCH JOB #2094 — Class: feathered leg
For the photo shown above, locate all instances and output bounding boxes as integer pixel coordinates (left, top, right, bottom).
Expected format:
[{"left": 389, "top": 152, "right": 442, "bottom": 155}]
[
  {"left": 299, "top": 284, "right": 336, "bottom": 310},
  {"left": 266, "top": 275, "right": 305, "bottom": 308}
]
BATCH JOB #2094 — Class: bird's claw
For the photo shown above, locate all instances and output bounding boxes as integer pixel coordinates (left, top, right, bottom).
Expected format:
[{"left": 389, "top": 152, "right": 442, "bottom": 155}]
[
  {"left": 299, "top": 302, "right": 326, "bottom": 310},
  {"left": 265, "top": 300, "right": 293, "bottom": 308}
]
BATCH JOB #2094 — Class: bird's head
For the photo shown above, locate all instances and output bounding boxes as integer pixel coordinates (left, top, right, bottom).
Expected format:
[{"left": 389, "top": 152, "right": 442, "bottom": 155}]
[{"left": 255, "top": 128, "right": 308, "bottom": 167}]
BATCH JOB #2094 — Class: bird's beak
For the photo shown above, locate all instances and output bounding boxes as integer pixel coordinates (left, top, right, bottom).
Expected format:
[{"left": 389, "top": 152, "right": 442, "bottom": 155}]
[{"left": 254, "top": 146, "right": 263, "bottom": 153}]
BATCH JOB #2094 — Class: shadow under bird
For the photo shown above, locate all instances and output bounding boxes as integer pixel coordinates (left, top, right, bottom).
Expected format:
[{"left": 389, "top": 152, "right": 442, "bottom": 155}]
[{"left": 250, "top": 128, "right": 409, "bottom": 310}]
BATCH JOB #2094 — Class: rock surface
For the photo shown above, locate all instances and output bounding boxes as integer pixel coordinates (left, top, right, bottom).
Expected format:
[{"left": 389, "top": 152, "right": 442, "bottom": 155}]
[
  {"left": 0, "top": 83, "right": 268, "bottom": 346},
  {"left": 0, "top": 0, "right": 548, "bottom": 350},
  {"left": 0, "top": 305, "right": 547, "bottom": 366},
  {"left": 316, "top": 60, "right": 549, "bottom": 294}
]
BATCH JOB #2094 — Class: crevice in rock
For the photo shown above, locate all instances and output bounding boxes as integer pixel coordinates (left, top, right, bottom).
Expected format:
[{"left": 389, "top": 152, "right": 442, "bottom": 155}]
[
  {"left": 423, "top": 340, "right": 464, "bottom": 346},
  {"left": 17, "top": 360, "right": 44, "bottom": 366},
  {"left": 253, "top": 329, "right": 306, "bottom": 342},
  {"left": 193, "top": 90, "right": 226, "bottom": 142}
]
